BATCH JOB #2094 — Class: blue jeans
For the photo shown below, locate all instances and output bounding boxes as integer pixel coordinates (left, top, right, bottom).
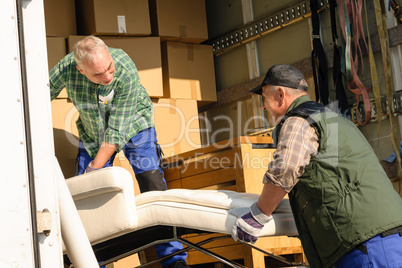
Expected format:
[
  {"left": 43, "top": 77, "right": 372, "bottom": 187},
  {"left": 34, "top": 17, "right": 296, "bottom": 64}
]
[
  {"left": 336, "top": 232, "right": 402, "bottom": 268},
  {"left": 76, "top": 127, "right": 187, "bottom": 268}
]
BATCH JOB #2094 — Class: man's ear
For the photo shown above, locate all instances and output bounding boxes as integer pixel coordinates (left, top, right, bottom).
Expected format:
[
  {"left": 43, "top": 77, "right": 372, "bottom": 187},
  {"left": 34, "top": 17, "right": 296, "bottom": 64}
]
[
  {"left": 76, "top": 65, "right": 85, "bottom": 75},
  {"left": 277, "top": 87, "right": 285, "bottom": 100}
]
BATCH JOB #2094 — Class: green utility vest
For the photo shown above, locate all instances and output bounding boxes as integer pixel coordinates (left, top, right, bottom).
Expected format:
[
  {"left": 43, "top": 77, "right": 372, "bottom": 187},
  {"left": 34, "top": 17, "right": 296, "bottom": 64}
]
[{"left": 273, "top": 96, "right": 402, "bottom": 268}]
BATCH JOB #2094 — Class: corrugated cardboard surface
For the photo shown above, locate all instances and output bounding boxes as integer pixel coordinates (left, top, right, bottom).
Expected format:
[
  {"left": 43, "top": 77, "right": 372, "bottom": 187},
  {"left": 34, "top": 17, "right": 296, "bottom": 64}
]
[
  {"left": 46, "top": 37, "right": 67, "bottom": 71},
  {"left": 51, "top": 99, "right": 80, "bottom": 160},
  {"left": 113, "top": 153, "right": 141, "bottom": 196},
  {"left": 51, "top": 99, "right": 80, "bottom": 178},
  {"left": 43, "top": 0, "right": 76, "bottom": 37},
  {"left": 68, "top": 35, "right": 163, "bottom": 98},
  {"left": 100, "top": 37, "right": 163, "bottom": 98},
  {"left": 161, "top": 42, "right": 217, "bottom": 106},
  {"left": 152, "top": 98, "right": 201, "bottom": 157},
  {"left": 75, "top": 0, "right": 151, "bottom": 36},
  {"left": 108, "top": 254, "right": 141, "bottom": 268},
  {"left": 200, "top": 96, "right": 269, "bottom": 145},
  {"left": 46, "top": 37, "right": 68, "bottom": 98},
  {"left": 58, "top": 158, "right": 77, "bottom": 179},
  {"left": 150, "top": 0, "right": 208, "bottom": 43}
]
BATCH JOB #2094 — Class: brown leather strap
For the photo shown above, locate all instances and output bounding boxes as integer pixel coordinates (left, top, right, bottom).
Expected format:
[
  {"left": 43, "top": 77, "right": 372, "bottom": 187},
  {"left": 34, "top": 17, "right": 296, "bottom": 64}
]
[
  {"left": 381, "top": 226, "right": 402, "bottom": 237},
  {"left": 356, "top": 243, "right": 368, "bottom": 255}
]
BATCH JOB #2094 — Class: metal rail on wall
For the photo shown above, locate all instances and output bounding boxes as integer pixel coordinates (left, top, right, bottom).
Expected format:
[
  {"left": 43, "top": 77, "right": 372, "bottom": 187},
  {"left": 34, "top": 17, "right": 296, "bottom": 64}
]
[{"left": 205, "top": 0, "right": 329, "bottom": 56}]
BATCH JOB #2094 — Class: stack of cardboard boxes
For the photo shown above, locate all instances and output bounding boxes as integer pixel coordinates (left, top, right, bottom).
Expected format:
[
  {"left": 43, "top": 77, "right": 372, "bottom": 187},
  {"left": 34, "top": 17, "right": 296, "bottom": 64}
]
[
  {"left": 45, "top": 0, "right": 79, "bottom": 179},
  {"left": 45, "top": 0, "right": 217, "bottom": 185}
]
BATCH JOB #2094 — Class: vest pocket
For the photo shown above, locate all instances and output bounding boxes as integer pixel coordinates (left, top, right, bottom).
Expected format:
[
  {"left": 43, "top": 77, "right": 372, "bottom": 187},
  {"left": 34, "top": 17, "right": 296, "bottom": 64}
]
[{"left": 302, "top": 201, "right": 342, "bottom": 258}]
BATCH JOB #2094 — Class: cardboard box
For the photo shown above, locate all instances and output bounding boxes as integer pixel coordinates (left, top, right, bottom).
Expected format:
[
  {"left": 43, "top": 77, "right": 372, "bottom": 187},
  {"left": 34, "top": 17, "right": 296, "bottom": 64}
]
[
  {"left": 46, "top": 37, "right": 68, "bottom": 98},
  {"left": 113, "top": 154, "right": 141, "bottom": 196},
  {"left": 161, "top": 42, "right": 217, "bottom": 106},
  {"left": 75, "top": 0, "right": 151, "bottom": 36},
  {"left": 68, "top": 35, "right": 163, "bottom": 97},
  {"left": 199, "top": 95, "right": 270, "bottom": 145},
  {"left": 46, "top": 37, "right": 67, "bottom": 71},
  {"left": 44, "top": 0, "right": 77, "bottom": 37},
  {"left": 58, "top": 158, "right": 77, "bottom": 179},
  {"left": 152, "top": 98, "right": 201, "bottom": 157},
  {"left": 109, "top": 254, "right": 141, "bottom": 268},
  {"left": 51, "top": 98, "right": 80, "bottom": 178},
  {"left": 149, "top": 0, "right": 208, "bottom": 43},
  {"left": 96, "top": 37, "right": 163, "bottom": 97},
  {"left": 51, "top": 99, "right": 80, "bottom": 160}
]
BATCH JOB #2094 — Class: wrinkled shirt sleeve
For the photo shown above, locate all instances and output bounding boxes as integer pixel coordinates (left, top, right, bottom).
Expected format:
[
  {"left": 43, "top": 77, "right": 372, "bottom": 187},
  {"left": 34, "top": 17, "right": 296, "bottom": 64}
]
[
  {"left": 49, "top": 58, "right": 68, "bottom": 101},
  {"left": 263, "top": 117, "right": 319, "bottom": 192}
]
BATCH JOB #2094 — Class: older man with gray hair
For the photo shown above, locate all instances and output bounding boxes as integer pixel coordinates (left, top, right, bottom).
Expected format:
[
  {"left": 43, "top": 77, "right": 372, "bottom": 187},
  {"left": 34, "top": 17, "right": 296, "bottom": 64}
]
[{"left": 231, "top": 64, "right": 402, "bottom": 268}]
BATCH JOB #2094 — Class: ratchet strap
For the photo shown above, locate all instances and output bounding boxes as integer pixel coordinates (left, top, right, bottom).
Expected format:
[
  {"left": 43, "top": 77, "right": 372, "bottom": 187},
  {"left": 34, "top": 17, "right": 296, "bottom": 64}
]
[
  {"left": 310, "top": 0, "right": 329, "bottom": 105},
  {"left": 337, "top": 0, "right": 372, "bottom": 125},
  {"left": 373, "top": 0, "right": 402, "bottom": 181},
  {"left": 390, "top": 0, "right": 402, "bottom": 23},
  {"left": 363, "top": 0, "right": 382, "bottom": 156}
]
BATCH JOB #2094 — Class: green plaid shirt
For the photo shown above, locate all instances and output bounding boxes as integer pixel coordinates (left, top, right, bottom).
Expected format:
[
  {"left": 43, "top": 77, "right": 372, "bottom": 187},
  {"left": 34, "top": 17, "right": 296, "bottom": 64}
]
[{"left": 49, "top": 48, "right": 154, "bottom": 157}]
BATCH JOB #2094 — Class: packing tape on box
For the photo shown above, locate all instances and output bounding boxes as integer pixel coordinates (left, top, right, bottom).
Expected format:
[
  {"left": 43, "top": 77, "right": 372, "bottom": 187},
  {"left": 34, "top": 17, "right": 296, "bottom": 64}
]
[
  {"left": 174, "top": 140, "right": 182, "bottom": 155},
  {"left": 169, "top": 99, "right": 177, "bottom": 115},
  {"left": 179, "top": 25, "right": 187, "bottom": 38},
  {"left": 190, "top": 81, "right": 198, "bottom": 99},
  {"left": 117, "top": 16, "right": 127, "bottom": 34}
]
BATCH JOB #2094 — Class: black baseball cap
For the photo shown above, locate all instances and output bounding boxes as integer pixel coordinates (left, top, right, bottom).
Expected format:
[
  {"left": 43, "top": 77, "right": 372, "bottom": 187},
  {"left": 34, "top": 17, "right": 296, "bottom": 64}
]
[{"left": 250, "top": 64, "right": 308, "bottom": 95}]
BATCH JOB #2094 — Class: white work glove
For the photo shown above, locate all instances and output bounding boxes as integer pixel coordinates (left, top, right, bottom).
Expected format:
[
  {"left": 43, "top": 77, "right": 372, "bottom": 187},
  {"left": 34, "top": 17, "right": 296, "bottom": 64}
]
[{"left": 230, "top": 202, "right": 273, "bottom": 244}]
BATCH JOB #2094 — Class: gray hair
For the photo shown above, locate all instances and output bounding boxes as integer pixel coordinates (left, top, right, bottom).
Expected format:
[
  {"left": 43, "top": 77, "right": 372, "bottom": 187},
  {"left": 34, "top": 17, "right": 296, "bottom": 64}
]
[
  {"left": 73, "top": 36, "right": 108, "bottom": 67},
  {"left": 268, "top": 79, "right": 308, "bottom": 96}
]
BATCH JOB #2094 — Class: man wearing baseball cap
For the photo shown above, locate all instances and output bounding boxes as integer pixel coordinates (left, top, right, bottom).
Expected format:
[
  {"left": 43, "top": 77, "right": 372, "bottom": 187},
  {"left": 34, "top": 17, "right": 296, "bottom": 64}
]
[{"left": 230, "top": 64, "right": 402, "bottom": 267}]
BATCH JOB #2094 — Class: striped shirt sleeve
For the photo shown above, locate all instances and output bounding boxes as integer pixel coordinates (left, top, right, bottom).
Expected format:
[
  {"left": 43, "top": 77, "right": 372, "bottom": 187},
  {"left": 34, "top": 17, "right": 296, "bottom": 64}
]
[{"left": 263, "top": 117, "right": 319, "bottom": 192}]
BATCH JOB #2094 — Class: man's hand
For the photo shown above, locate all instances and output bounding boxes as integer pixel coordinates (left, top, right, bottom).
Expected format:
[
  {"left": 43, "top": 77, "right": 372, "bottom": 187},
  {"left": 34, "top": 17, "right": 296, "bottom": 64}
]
[
  {"left": 230, "top": 202, "right": 273, "bottom": 244},
  {"left": 85, "top": 141, "right": 118, "bottom": 173},
  {"left": 85, "top": 161, "right": 101, "bottom": 173}
]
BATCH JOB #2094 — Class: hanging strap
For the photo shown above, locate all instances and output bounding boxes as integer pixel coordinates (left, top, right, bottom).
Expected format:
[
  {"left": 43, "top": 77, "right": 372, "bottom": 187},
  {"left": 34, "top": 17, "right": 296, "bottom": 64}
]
[
  {"left": 310, "top": 0, "right": 329, "bottom": 105},
  {"left": 329, "top": 0, "right": 349, "bottom": 114},
  {"left": 390, "top": 0, "right": 402, "bottom": 23},
  {"left": 373, "top": 0, "right": 402, "bottom": 181},
  {"left": 363, "top": 0, "right": 382, "bottom": 157},
  {"left": 337, "top": 0, "right": 372, "bottom": 125}
]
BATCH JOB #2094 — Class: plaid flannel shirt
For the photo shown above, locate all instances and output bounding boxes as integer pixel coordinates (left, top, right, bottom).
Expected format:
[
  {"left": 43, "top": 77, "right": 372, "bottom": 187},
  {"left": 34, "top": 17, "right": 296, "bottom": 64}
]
[
  {"left": 263, "top": 117, "right": 319, "bottom": 192},
  {"left": 49, "top": 48, "right": 154, "bottom": 157}
]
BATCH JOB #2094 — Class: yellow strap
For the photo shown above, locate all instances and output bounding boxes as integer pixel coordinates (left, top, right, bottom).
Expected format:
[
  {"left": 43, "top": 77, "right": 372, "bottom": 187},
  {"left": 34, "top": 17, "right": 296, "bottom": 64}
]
[
  {"left": 364, "top": 0, "right": 382, "bottom": 157},
  {"left": 373, "top": 0, "right": 402, "bottom": 181}
]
